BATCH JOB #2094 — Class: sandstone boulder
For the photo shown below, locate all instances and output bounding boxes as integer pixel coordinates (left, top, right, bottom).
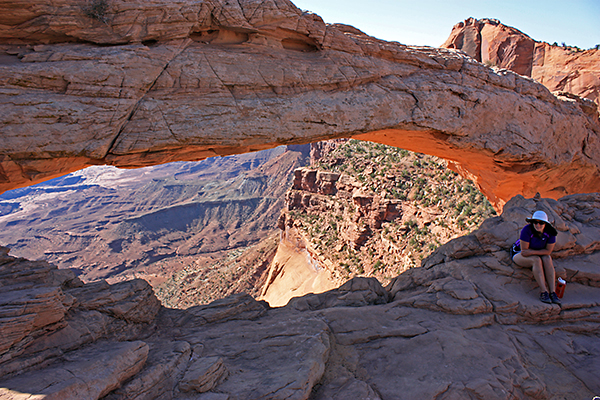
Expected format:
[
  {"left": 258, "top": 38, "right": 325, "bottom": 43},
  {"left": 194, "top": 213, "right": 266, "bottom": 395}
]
[
  {"left": 185, "top": 292, "right": 268, "bottom": 323},
  {"left": 0, "top": 285, "right": 70, "bottom": 353},
  {"left": 0, "top": 247, "right": 82, "bottom": 289},
  {"left": 0, "top": 253, "right": 160, "bottom": 378},
  {"left": 104, "top": 340, "right": 192, "bottom": 400},
  {"left": 178, "top": 356, "right": 228, "bottom": 393},
  {"left": 173, "top": 308, "right": 332, "bottom": 400},
  {"left": 67, "top": 278, "right": 161, "bottom": 323},
  {"left": 287, "top": 276, "right": 389, "bottom": 311}
]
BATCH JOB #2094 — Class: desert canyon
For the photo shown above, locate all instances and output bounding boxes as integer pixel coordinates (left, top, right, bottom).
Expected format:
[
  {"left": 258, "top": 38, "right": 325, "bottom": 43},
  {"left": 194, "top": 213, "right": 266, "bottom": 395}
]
[{"left": 1, "top": 0, "right": 600, "bottom": 399}]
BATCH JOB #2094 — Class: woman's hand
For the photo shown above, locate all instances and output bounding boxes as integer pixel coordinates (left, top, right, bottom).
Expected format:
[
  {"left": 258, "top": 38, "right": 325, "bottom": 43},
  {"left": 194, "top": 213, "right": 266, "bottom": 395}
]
[{"left": 520, "top": 241, "right": 554, "bottom": 257}]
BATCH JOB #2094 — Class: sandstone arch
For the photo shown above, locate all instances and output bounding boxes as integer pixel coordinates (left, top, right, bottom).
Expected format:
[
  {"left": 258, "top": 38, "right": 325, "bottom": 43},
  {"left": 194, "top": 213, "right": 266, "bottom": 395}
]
[{"left": 1, "top": 0, "right": 599, "bottom": 210}]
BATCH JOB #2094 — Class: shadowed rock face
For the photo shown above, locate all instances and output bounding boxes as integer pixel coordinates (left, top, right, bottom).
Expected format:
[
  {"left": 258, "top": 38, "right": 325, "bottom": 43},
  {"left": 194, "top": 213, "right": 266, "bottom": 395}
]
[
  {"left": 1, "top": 0, "right": 599, "bottom": 211},
  {"left": 1, "top": 193, "right": 599, "bottom": 399}
]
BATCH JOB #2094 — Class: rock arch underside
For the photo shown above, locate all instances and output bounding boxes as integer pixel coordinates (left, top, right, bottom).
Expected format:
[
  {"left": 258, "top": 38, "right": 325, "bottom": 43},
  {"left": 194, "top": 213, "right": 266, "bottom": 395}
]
[
  {"left": 1, "top": 0, "right": 599, "bottom": 211},
  {"left": 2, "top": 1, "right": 600, "bottom": 400}
]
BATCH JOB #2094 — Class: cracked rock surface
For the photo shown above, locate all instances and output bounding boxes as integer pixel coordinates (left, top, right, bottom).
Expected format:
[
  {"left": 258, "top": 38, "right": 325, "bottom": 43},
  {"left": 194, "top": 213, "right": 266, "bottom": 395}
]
[{"left": 1, "top": 193, "right": 599, "bottom": 399}]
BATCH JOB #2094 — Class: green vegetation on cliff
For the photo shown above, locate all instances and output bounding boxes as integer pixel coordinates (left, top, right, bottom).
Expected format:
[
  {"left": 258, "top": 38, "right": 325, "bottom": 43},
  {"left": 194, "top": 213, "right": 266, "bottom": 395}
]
[{"left": 286, "top": 139, "right": 497, "bottom": 285}]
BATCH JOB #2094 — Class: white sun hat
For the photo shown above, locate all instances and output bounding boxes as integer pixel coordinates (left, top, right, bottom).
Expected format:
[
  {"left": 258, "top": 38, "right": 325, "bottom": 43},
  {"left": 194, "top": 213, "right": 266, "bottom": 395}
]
[
  {"left": 526, "top": 210, "right": 557, "bottom": 235},
  {"left": 526, "top": 210, "right": 549, "bottom": 224}
]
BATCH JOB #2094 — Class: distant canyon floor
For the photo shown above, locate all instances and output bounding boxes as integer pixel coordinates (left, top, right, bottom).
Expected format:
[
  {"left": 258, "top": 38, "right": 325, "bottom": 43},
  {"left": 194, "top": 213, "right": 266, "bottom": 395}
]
[{"left": 0, "top": 141, "right": 496, "bottom": 308}]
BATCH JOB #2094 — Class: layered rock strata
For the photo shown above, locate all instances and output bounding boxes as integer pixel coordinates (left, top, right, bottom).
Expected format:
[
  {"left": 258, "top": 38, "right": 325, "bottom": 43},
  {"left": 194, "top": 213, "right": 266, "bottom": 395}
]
[
  {"left": 1, "top": 193, "right": 599, "bottom": 399},
  {"left": 0, "top": 145, "right": 308, "bottom": 308},
  {"left": 260, "top": 141, "right": 500, "bottom": 306},
  {"left": 442, "top": 17, "right": 600, "bottom": 107},
  {"left": 285, "top": 167, "right": 403, "bottom": 249},
  {"left": 261, "top": 166, "right": 404, "bottom": 306},
  {"left": 1, "top": 1, "right": 600, "bottom": 211}
]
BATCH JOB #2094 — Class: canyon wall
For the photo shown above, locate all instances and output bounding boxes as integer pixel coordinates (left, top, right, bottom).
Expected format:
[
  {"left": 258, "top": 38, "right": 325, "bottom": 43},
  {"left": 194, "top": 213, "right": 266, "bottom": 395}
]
[
  {"left": 260, "top": 142, "right": 499, "bottom": 306},
  {"left": 442, "top": 17, "right": 600, "bottom": 107},
  {"left": 1, "top": 0, "right": 600, "bottom": 211}
]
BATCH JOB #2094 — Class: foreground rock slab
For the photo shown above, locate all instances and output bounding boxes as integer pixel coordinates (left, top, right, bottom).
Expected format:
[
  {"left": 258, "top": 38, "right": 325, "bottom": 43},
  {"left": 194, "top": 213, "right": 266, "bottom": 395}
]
[
  {"left": 157, "top": 304, "right": 331, "bottom": 400},
  {"left": 1, "top": 193, "right": 599, "bottom": 399},
  {"left": 0, "top": 340, "right": 148, "bottom": 400}
]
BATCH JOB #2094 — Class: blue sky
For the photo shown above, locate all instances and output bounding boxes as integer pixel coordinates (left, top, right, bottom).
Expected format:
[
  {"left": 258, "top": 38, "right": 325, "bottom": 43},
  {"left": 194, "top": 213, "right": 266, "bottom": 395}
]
[{"left": 291, "top": 0, "right": 600, "bottom": 49}]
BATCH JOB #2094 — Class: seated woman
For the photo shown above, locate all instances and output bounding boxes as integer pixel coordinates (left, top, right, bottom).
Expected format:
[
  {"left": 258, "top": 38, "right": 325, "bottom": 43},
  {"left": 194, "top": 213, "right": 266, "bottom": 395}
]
[{"left": 512, "top": 210, "right": 561, "bottom": 304}]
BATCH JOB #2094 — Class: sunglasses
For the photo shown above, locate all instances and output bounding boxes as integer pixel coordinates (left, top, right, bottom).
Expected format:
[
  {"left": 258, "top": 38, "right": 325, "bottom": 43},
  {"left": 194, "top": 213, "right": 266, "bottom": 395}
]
[{"left": 532, "top": 221, "right": 546, "bottom": 226}]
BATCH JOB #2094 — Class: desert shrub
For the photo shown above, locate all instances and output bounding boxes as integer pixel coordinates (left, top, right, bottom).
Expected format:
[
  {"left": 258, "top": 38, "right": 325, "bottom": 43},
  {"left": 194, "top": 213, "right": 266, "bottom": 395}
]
[
  {"left": 373, "top": 260, "right": 383, "bottom": 271},
  {"left": 83, "top": 0, "right": 109, "bottom": 23},
  {"left": 405, "top": 219, "right": 418, "bottom": 229}
]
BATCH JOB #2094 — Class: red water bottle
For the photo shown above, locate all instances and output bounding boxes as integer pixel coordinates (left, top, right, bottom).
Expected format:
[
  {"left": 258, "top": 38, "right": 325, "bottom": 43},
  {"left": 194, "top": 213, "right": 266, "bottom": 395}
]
[{"left": 556, "top": 277, "right": 566, "bottom": 299}]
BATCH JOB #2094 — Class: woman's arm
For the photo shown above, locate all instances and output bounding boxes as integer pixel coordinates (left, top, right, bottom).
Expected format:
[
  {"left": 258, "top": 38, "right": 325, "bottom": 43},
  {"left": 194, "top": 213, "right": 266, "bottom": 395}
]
[{"left": 521, "top": 241, "right": 555, "bottom": 257}]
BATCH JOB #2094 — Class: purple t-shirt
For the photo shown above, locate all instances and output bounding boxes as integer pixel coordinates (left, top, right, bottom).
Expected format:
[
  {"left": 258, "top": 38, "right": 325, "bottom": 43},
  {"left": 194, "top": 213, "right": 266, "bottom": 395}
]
[{"left": 520, "top": 224, "right": 556, "bottom": 250}]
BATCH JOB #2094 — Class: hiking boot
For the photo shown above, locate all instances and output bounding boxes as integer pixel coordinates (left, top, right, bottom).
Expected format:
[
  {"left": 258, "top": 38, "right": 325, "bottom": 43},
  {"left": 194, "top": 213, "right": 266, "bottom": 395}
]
[
  {"left": 550, "top": 292, "right": 561, "bottom": 305},
  {"left": 539, "top": 291, "right": 551, "bottom": 304}
]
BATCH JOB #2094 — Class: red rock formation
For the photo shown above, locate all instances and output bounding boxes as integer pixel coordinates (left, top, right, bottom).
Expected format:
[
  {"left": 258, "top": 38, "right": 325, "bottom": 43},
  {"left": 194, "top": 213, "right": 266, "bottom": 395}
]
[
  {"left": 264, "top": 144, "right": 502, "bottom": 307},
  {"left": 292, "top": 168, "right": 340, "bottom": 195},
  {"left": 2, "top": 193, "right": 600, "bottom": 399},
  {"left": 1, "top": 2, "right": 599, "bottom": 212},
  {"left": 442, "top": 17, "right": 600, "bottom": 106},
  {"left": 533, "top": 44, "right": 600, "bottom": 106},
  {"left": 2, "top": 4, "right": 599, "bottom": 398},
  {"left": 288, "top": 167, "right": 402, "bottom": 248}
]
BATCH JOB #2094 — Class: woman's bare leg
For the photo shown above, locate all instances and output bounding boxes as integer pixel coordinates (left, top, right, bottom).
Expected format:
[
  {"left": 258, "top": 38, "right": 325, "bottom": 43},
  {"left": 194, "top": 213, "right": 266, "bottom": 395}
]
[
  {"left": 541, "top": 255, "right": 556, "bottom": 292},
  {"left": 513, "top": 253, "right": 548, "bottom": 292}
]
